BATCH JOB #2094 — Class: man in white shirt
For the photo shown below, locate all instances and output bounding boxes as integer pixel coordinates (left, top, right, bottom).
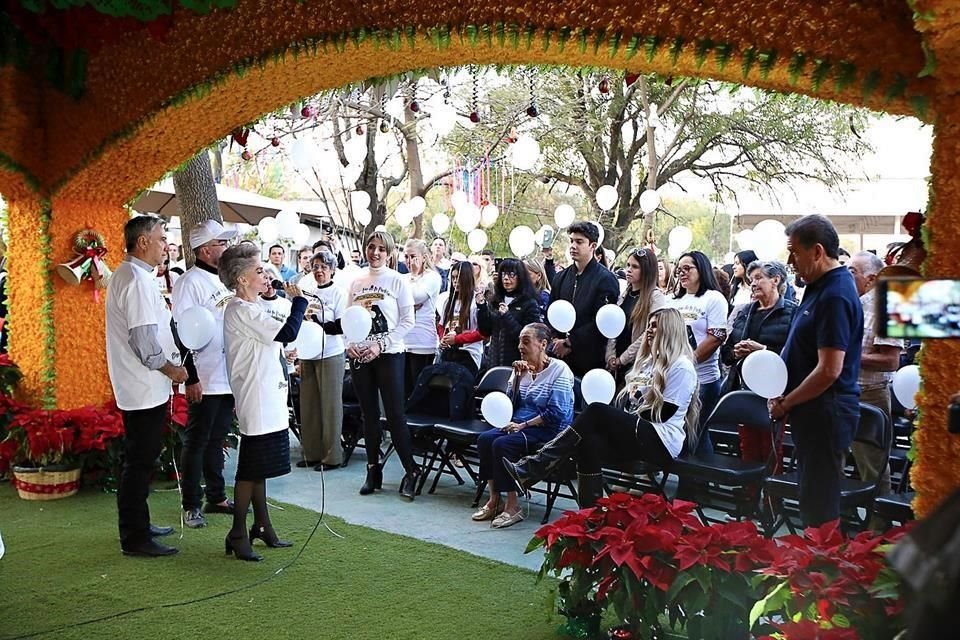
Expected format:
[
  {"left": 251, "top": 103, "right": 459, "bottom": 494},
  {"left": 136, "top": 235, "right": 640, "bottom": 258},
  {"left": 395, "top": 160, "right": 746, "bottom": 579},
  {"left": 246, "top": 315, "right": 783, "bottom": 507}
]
[
  {"left": 106, "top": 216, "right": 188, "bottom": 557},
  {"left": 171, "top": 220, "right": 238, "bottom": 529}
]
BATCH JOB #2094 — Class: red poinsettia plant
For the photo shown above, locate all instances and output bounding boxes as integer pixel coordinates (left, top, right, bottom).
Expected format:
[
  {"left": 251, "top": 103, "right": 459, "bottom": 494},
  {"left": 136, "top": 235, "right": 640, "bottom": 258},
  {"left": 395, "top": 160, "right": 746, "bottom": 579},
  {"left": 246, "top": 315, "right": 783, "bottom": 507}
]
[
  {"left": 750, "top": 520, "right": 911, "bottom": 640},
  {"left": 528, "top": 493, "right": 910, "bottom": 640}
]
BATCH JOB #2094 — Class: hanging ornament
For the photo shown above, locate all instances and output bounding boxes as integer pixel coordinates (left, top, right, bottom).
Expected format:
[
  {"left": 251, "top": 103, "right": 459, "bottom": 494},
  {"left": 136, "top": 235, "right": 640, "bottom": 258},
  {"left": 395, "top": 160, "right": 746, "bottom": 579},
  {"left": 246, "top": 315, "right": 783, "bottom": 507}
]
[
  {"left": 270, "top": 137, "right": 280, "bottom": 147},
  {"left": 507, "top": 127, "right": 519, "bottom": 144},
  {"left": 56, "top": 228, "right": 112, "bottom": 300},
  {"left": 599, "top": 77, "right": 610, "bottom": 94},
  {"left": 409, "top": 101, "right": 420, "bottom": 113},
  {"left": 241, "top": 150, "right": 252, "bottom": 161},
  {"left": 355, "top": 125, "right": 364, "bottom": 136},
  {"left": 301, "top": 105, "right": 317, "bottom": 119},
  {"left": 469, "top": 111, "right": 481, "bottom": 124},
  {"left": 526, "top": 69, "right": 539, "bottom": 118},
  {"left": 469, "top": 64, "right": 481, "bottom": 124},
  {"left": 380, "top": 121, "right": 390, "bottom": 133},
  {"left": 230, "top": 127, "right": 250, "bottom": 148},
  {"left": 625, "top": 73, "right": 640, "bottom": 87}
]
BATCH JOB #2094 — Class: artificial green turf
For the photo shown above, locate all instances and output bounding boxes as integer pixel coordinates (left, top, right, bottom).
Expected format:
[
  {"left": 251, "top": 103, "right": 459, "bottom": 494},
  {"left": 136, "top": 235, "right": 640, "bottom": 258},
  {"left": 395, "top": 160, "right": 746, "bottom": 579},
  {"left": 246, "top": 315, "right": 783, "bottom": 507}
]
[{"left": 0, "top": 484, "right": 561, "bottom": 640}]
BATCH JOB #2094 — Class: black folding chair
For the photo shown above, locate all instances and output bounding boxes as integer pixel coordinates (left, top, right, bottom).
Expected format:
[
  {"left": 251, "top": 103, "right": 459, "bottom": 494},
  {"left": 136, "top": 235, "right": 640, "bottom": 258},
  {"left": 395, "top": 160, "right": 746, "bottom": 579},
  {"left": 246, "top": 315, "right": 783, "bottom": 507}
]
[
  {"left": 530, "top": 378, "right": 583, "bottom": 523},
  {"left": 426, "top": 367, "right": 512, "bottom": 499},
  {"left": 667, "top": 390, "right": 781, "bottom": 525},
  {"left": 764, "top": 403, "right": 892, "bottom": 535}
]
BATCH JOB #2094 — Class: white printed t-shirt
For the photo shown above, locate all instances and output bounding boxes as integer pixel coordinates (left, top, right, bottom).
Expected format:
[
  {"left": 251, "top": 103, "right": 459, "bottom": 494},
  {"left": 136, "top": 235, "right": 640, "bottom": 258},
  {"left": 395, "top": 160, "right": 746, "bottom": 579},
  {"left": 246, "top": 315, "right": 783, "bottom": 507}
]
[
  {"left": 405, "top": 269, "right": 442, "bottom": 354},
  {"left": 106, "top": 258, "right": 178, "bottom": 411},
  {"left": 347, "top": 266, "right": 415, "bottom": 353},
  {"left": 629, "top": 356, "right": 699, "bottom": 458},
  {"left": 670, "top": 290, "right": 729, "bottom": 384},
  {"left": 171, "top": 266, "right": 233, "bottom": 394},
  {"left": 223, "top": 297, "right": 288, "bottom": 436}
]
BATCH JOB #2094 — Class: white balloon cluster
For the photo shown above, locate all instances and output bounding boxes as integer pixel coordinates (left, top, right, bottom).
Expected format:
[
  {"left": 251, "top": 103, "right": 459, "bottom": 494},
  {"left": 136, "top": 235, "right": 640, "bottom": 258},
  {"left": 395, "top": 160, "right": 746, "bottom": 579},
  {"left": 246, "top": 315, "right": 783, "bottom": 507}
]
[
  {"left": 257, "top": 209, "right": 310, "bottom": 246},
  {"left": 510, "top": 136, "right": 541, "bottom": 171},
  {"left": 734, "top": 219, "right": 788, "bottom": 260}
]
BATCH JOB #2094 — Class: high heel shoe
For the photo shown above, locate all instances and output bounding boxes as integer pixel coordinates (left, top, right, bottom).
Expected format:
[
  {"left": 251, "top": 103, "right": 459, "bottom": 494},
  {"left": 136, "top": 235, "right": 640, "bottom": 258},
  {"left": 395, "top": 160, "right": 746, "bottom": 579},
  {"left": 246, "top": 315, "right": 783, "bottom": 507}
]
[
  {"left": 359, "top": 463, "right": 383, "bottom": 495},
  {"left": 399, "top": 467, "right": 421, "bottom": 501},
  {"left": 224, "top": 534, "right": 263, "bottom": 562},
  {"left": 249, "top": 524, "right": 293, "bottom": 548}
]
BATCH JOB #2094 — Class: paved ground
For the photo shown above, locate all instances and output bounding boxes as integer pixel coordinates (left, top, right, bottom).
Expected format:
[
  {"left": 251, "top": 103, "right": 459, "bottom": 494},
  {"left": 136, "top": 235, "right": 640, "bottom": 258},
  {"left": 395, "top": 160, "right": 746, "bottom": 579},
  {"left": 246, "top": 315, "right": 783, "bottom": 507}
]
[{"left": 226, "top": 432, "right": 574, "bottom": 571}]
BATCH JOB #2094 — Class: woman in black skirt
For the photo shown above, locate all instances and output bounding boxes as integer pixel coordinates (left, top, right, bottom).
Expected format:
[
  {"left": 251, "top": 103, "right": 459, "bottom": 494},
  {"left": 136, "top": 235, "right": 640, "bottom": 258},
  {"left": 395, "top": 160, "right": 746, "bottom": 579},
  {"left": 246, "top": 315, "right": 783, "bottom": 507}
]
[{"left": 221, "top": 242, "right": 308, "bottom": 561}]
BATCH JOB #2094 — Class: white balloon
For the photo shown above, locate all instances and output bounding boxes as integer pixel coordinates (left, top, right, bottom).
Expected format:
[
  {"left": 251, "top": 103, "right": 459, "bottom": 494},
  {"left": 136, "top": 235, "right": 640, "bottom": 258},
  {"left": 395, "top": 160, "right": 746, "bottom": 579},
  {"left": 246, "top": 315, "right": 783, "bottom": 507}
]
[
  {"left": 555, "top": 204, "right": 576, "bottom": 229},
  {"left": 668, "top": 226, "right": 693, "bottom": 252},
  {"left": 431, "top": 213, "right": 451, "bottom": 234},
  {"left": 344, "top": 137, "right": 368, "bottom": 165},
  {"left": 480, "top": 392, "right": 514, "bottom": 429},
  {"left": 429, "top": 104, "right": 457, "bottom": 137},
  {"left": 596, "top": 304, "right": 626, "bottom": 339},
  {"left": 276, "top": 209, "right": 301, "bottom": 231},
  {"left": 892, "top": 365, "right": 921, "bottom": 410},
  {"left": 723, "top": 252, "right": 735, "bottom": 264},
  {"left": 342, "top": 305, "right": 373, "bottom": 343},
  {"left": 596, "top": 185, "right": 619, "bottom": 211},
  {"left": 547, "top": 299, "right": 576, "bottom": 333},
  {"left": 409, "top": 196, "right": 427, "bottom": 216},
  {"left": 754, "top": 219, "right": 786, "bottom": 242},
  {"left": 534, "top": 225, "right": 554, "bottom": 246},
  {"left": 510, "top": 136, "right": 541, "bottom": 171},
  {"left": 450, "top": 190, "right": 469, "bottom": 210},
  {"left": 395, "top": 206, "right": 413, "bottom": 228},
  {"left": 753, "top": 219, "right": 787, "bottom": 260},
  {"left": 350, "top": 190, "right": 371, "bottom": 211},
  {"left": 467, "top": 229, "right": 488, "bottom": 253},
  {"left": 257, "top": 216, "right": 279, "bottom": 244},
  {"left": 293, "top": 223, "right": 311, "bottom": 246},
  {"left": 588, "top": 221, "right": 605, "bottom": 247},
  {"left": 736, "top": 229, "right": 756, "bottom": 251},
  {"left": 289, "top": 139, "right": 315, "bottom": 172},
  {"left": 741, "top": 350, "right": 789, "bottom": 399},
  {"left": 508, "top": 225, "right": 536, "bottom": 257},
  {"left": 290, "top": 321, "right": 324, "bottom": 360},
  {"left": 374, "top": 224, "right": 387, "bottom": 232},
  {"left": 667, "top": 243, "right": 684, "bottom": 260},
  {"left": 354, "top": 207, "right": 372, "bottom": 226},
  {"left": 455, "top": 204, "right": 481, "bottom": 233},
  {"left": 480, "top": 204, "right": 499, "bottom": 228},
  {"left": 639, "top": 189, "right": 662, "bottom": 214},
  {"left": 177, "top": 306, "right": 216, "bottom": 350},
  {"left": 581, "top": 369, "right": 616, "bottom": 405}
]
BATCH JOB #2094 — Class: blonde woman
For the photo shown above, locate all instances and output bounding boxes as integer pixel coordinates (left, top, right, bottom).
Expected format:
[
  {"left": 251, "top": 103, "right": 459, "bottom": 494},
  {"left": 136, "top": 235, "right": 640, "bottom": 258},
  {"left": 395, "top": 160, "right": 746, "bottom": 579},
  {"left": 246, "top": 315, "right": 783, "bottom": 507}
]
[
  {"left": 403, "top": 238, "right": 442, "bottom": 395},
  {"left": 468, "top": 253, "right": 491, "bottom": 293},
  {"left": 524, "top": 258, "right": 551, "bottom": 316},
  {"left": 504, "top": 307, "right": 700, "bottom": 508}
]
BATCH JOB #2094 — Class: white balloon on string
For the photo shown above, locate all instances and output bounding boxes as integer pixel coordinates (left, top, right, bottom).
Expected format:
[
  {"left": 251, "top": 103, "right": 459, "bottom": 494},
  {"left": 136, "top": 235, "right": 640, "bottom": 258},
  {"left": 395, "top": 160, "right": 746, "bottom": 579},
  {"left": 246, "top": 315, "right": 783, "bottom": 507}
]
[
  {"left": 429, "top": 104, "right": 458, "bottom": 137},
  {"left": 639, "top": 189, "right": 662, "bottom": 214},
  {"left": 555, "top": 204, "right": 576, "bottom": 229},
  {"left": 480, "top": 204, "right": 500, "bottom": 228},
  {"left": 736, "top": 229, "right": 756, "bottom": 251},
  {"left": 596, "top": 185, "right": 619, "bottom": 211},
  {"left": 455, "top": 203, "right": 481, "bottom": 233},
  {"left": 451, "top": 190, "right": 469, "bottom": 210},
  {"left": 257, "top": 216, "right": 279, "bottom": 244},
  {"left": 669, "top": 226, "right": 693, "bottom": 252},
  {"left": 668, "top": 243, "right": 684, "bottom": 260},
  {"left": 508, "top": 225, "right": 536, "bottom": 257},
  {"left": 432, "top": 213, "right": 451, "bottom": 235},
  {"left": 342, "top": 306, "right": 373, "bottom": 343},
  {"left": 408, "top": 196, "right": 427, "bottom": 217},
  {"left": 276, "top": 210, "right": 301, "bottom": 237},
  {"left": 596, "top": 304, "right": 626, "bottom": 339},
  {"left": 290, "top": 322, "right": 324, "bottom": 360},
  {"left": 480, "top": 392, "right": 513, "bottom": 428},
  {"left": 582, "top": 369, "right": 616, "bottom": 404},
  {"left": 395, "top": 204, "right": 413, "bottom": 228},
  {"left": 350, "top": 190, "right": 371, "bottom": 211},
  {"left": 534, "top": 225, "right": 554, "bottom": 246},
  {"left": 510, "top": 136, "right": 541, "bottom": 171},
  {"left": 293, "top": 223, "right": 311, "bottom": 246},
  {"left": 547, "top": 300, "right": 576, "bottom": 332},
  {"left": 344, "top": 137, "right": 368, "bottom": 165},
  {"left": 467, "top": 229, "right": 488, "bottom": 253},
  {"left": 354, "top": 207, "right": 372, "bottom": 226},
  {"left": 753, "top": 219, "right": 787, "bottom": 260}
]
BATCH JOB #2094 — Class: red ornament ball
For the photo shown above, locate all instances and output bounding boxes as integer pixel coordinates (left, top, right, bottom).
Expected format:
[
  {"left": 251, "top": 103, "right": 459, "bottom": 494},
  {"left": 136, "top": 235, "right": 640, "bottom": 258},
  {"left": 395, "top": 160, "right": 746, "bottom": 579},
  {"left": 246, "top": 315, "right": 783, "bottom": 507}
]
[
  {"left": 409, "top": 101, "right": 420, "bottom": 113},
  {"left": 526, "top": 105, "right": 539, "bottom": 118},
  {"left": 271, "top": 137, "right": 280, "bottom": 147},
  {"left": 241, "top": 150, "right": 252, "bottom": 161},
  {"left": 301, "top": 105, "right": 316, "bottom": 118},
  {"left": 356, "top": 125, "right": 364, "bottom": 135},
  {"left": 599, "top": 78, "right": 610, "bottom": 94},
  {"left": 469, "top": 111, "right": 480, "bottom": 123}
]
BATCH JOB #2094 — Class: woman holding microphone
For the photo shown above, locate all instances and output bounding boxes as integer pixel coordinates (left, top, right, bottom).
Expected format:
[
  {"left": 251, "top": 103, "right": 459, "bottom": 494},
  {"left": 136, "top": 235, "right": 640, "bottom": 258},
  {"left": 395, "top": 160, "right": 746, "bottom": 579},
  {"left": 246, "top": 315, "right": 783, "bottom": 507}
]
[{"left": 220, "top": 242, "right": 308, "bottom": 562}]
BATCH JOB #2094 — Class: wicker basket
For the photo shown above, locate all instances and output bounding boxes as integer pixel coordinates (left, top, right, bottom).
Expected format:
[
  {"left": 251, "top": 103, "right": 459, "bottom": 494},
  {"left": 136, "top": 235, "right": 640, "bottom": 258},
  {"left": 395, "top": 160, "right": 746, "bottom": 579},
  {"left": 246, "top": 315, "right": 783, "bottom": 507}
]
[{"left": 11, "top": 465, "right": 82, "bottom": 501}]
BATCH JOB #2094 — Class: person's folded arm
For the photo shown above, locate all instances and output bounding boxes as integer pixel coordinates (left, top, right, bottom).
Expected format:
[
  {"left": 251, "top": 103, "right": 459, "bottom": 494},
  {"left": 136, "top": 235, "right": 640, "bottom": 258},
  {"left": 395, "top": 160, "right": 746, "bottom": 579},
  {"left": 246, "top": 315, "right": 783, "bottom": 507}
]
[{"left": 274, "top": 297, "right": 308, "bottom": 343}]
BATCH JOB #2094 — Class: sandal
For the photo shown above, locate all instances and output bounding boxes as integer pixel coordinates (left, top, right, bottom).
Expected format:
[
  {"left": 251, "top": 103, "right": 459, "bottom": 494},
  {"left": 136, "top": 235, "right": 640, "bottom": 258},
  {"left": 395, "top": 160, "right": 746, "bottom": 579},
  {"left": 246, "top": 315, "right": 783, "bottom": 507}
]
[
  {"left": 471, "top": 502, "right": 500, "bottom": 522},
  {"left": 491, "top": 509, "right": 524, "bottom": 529}
]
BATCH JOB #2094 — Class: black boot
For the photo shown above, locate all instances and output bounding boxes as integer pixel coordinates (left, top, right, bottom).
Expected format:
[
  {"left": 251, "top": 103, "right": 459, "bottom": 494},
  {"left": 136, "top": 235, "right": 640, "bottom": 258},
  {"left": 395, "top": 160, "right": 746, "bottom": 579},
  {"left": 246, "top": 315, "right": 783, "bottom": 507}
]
[
  {"left": 576, "top": 472, "right": 604, "bottom": 508},
  {"left": 359, "top": 463, "right": 383, "bottom": 495},
  {"left": 503, "top": 427, "right": 581, "bottom": 492},
  {"left": 399, "top": 467, "right": 422, "bottom": 501}
]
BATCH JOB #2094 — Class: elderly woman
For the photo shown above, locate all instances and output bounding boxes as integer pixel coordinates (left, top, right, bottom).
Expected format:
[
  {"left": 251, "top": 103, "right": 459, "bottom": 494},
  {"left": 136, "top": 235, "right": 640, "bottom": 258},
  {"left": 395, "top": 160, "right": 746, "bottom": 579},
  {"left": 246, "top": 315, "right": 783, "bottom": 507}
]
[
  {"left": 221, "top": 242, "right": 308, "bottom": 562},
  {"left": 505, "top": 308, "right": 700, "bottom": 507},
  {"left": 720, "top": 260, "right": 798, "bottom": 465},
  {"left": 297, "top": 250, "right": 346, "bottom": 472},
  {"left": 473, "top": 322, "right": 575, "bottom": 529}
]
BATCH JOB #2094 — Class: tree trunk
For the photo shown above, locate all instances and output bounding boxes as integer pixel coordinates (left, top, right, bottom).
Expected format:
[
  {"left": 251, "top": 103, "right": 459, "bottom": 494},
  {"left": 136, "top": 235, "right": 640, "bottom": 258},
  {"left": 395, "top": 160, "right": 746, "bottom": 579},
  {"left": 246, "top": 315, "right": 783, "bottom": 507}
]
[
  {"left": 356, "top": 123, "right": 380, "bottom": 238},
  {"left": 405, "top": 108, "right": 426, "bottom": 239},
  {"left": 172, "top": 151, "right": 221, "bottom": 268}
]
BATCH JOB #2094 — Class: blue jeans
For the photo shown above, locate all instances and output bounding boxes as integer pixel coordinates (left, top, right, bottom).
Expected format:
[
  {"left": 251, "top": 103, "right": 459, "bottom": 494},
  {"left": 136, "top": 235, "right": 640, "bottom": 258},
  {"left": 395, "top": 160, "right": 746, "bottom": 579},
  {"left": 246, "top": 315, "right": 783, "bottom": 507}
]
[
  {"left": 695, "top": 379, "right": 722, "bottom": 455},
  {"left": 478, "top": 427, "right": 556, "bottom": 493}
]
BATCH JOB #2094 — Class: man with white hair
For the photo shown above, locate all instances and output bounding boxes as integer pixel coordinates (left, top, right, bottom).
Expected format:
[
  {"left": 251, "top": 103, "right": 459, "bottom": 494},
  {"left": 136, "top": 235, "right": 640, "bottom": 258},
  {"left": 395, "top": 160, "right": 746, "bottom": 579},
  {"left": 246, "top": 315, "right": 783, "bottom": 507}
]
[{"left": 847, "top": 250, "right": 902, "bottom": 524}]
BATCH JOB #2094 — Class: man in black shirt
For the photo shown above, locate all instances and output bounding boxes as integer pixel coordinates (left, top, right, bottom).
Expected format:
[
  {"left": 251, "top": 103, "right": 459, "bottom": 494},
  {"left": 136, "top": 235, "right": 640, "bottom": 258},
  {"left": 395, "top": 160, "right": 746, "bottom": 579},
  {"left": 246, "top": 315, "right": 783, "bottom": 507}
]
[{"left": 547, "top": 221, "right": 620, "bottom": 377}]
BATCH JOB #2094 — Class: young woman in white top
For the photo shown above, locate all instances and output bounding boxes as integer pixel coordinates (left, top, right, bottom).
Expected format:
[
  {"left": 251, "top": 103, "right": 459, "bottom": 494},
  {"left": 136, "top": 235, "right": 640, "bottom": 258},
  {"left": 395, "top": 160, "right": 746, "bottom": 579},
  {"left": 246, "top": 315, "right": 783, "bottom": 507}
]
[
  {"left": 297, "top": 250, "right": 347, "bottom": 471},
  {"left": 505, "top": 307, "right": 700, "bottom": 507},
  {"left": 402, "top": 238, "right": 442, "bottom": 395},
  {"left": 439, "top": 261, "right": 484, "bottom": 379},
  {"left": 670, "top": 250, "right": 729, "bottom": 455},
  {"left": 220, "top": 242, "right": 308, "bottom": 562},
  {"left": 323, "top": 231, "right": 419, "bottom": 500}
]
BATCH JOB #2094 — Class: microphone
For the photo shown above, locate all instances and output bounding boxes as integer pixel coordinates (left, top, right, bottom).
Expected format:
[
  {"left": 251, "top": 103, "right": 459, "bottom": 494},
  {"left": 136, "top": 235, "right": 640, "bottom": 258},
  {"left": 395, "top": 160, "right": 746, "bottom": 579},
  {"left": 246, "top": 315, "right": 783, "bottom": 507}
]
[{"left": 271, "top": 279, "right": 285, "bottom": 291}]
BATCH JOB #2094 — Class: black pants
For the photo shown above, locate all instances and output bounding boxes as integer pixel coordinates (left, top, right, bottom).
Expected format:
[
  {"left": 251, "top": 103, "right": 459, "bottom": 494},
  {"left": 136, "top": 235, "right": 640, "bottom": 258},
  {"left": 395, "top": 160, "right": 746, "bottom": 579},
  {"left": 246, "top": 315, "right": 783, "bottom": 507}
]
[
  {"left": 352, "top": 353, "right": 417, "bottom": 473},
  {"left": 573, "top": 403, "right": 673, "bottom": 474},
  {"left": 117, "top": 403, "right": 167, "bottom": 548},
  {"left": 179, "top": 394, "right": 234, "bottom": 511},
  {"left": 404, "top": 352, "right": 436, "bottom": 398}
]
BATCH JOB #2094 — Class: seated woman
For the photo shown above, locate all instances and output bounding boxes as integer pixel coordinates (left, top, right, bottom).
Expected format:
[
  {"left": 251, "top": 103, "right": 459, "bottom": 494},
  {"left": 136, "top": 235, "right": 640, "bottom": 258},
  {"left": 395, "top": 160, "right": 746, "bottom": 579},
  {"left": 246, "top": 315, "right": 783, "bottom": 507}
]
[
  {"left": 473, "top": 322, "right": 575, "bottom": 529},
  {"left": 719, "top": 260, "right": 797, "bottom": 465},
  {"left": 504, "top": 307, "right": 700, "bottom": 508}
]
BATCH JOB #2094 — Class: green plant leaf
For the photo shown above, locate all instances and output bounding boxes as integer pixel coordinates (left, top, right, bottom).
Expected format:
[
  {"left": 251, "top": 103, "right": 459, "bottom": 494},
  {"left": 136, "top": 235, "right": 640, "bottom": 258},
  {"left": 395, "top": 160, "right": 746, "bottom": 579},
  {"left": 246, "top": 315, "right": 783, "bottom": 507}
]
[
  {"left": 644, "top": 35, "right": 661, "bottom": 62},
  {"left": 885, "top": 73, "right": 908, "bottom": 101},
  {"left": 750, "top": 581, "right": 788, "bottom": 628},
  {"left": 788, "top": 52, "right": 806, "bottom": 85},
  {"left": 695, "top": 39, "right": 713, "bottom": 69},
  {"left": 740, "top": 47, "right": 758, "bottom": 78},
  {"left": 758, "top": 50, "right": 777, "bottom": 79},
  {"left": 669, "top": 37, "right": 684, "bottom": 66},
  {"left": 811, "top": 59, "right": 831, "bottom": 92},
  {"left": 834, "top": 61, "right": 857, "bottom": 91},
  {"left": 714, "top": 43, "right": 732, "bottom": 70},
  {"left": 862, "top": 69, "right": 882, "bottom": 99}
]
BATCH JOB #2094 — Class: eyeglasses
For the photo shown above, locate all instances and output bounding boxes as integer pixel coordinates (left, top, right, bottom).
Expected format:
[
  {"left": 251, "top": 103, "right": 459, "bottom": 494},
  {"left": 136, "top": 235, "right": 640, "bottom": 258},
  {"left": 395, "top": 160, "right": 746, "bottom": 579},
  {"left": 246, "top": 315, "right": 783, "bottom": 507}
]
[
  {"left": 500, "top": 272, "right": 518, "bottom": 279},
  {"left": 676, "top": 265, "right": 697, "bottom": 274}
]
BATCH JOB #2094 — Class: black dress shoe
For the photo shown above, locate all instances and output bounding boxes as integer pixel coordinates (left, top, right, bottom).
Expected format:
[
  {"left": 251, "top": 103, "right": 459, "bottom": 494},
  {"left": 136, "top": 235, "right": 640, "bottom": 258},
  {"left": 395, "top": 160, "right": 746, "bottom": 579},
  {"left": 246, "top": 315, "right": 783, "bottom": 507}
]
[
  {"left": 122, "top": 539, "right": 179, "bottom": 557},
  {"left": 314, "top": 463, "right": 342, "bottom": 472},
  {"left": 295, "top": 459, "right": 321, "bottom": 468},
  {"left": 249, "top": 524, "right": 293, "bottom": 548},
  {"left": 224, "top": 535, "right": 263, "bottom": 562},
  {"left": 149, "top": 524, "right": 175, "bottom": 537},
  {"left": 203, "top": 500, "right": 235, "bottom": 514}
]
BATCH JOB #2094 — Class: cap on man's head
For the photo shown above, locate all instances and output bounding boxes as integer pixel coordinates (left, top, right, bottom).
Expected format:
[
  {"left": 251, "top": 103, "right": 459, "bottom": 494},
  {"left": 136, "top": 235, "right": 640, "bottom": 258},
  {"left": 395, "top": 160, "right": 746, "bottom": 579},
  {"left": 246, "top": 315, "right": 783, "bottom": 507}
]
[{"left": 189, "top": 219, "right": 238, "bottom": 249}]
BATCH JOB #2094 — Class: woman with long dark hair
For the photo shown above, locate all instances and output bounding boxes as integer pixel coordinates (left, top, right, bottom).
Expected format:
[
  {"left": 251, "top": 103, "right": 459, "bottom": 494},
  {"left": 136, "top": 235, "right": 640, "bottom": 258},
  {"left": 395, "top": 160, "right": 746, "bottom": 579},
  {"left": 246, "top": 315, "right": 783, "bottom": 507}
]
[
  {"left": 505, "top": 308, "right": 700, "bottom": 507},
  {"left": 439, "top": 261, "right": 484, "bottom": 379},
  {"left": 729, "top": 249, "right": 758, "bottom": 307},
  {"left": 606, "top": 247, "right": 666, "bottom": 384},
  {"left": 670, "top": 250, "right": 729, "bottom": 454},
  {"left": 477, "top": 258, "right": 542, "bottom": 369}
]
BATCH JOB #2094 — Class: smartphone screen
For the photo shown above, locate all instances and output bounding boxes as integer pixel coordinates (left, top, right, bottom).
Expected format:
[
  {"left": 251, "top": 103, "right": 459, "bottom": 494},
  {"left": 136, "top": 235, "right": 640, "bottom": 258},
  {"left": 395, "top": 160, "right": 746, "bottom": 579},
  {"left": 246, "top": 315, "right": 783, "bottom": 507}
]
[{"left": 878, "top": 277, "right": 960, "bottom": 338}]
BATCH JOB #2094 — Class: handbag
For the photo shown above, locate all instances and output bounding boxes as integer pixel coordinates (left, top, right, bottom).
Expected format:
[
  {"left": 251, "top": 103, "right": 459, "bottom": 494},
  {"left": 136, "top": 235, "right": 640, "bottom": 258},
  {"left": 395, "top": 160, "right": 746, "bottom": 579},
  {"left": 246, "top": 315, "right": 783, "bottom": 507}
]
[{"left": 719, "top": 360, "right": 743, "bottom": 396}]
